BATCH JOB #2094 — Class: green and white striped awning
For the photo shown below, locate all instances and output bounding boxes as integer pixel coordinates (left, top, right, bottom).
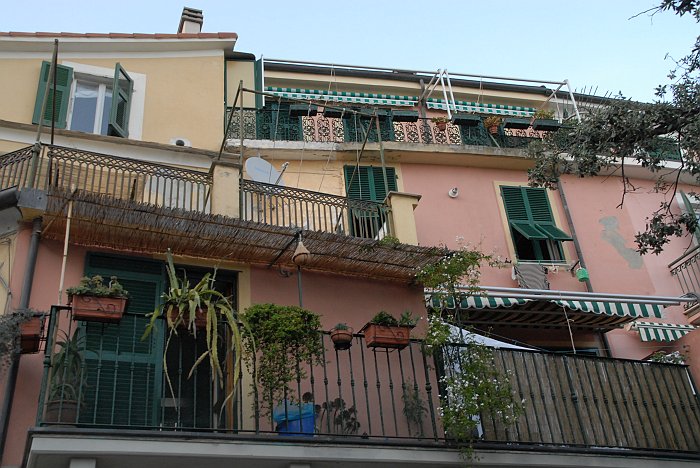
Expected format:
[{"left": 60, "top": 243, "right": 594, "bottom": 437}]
[
  {"left": 426, "top": 98, "right": 535, "bottom": 117},
  {"left": 633, "top": 321, "right": 696, "bottom": 342},
  {"left": 265, "top": 87, "right": 418, "bottom": 107},
  {"left": 432, "top": 295, "right": 664, "bottom": 319}
]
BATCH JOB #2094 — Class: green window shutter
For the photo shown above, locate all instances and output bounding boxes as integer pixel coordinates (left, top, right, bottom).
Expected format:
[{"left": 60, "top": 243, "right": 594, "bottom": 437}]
[
  {"left": 501, "top": 186, "right": 572, "bottom": 241},
  {"left": 344, "top": 165, "right": 396, "bottom": 202},
  {"left": 32, "top": 61, "right": 73, "bottom": 129},
  {"left": 80, "top": 254, "right": 164, "bottom": 427},
  {"left": 680, "top": 191, "right": 700, "bottom": 243},
  {"left": 254, "top": 58, "right": 263, "bottom": 109},
  {"left": 108, "top": 63, "right": 133, "bottom": 138}
]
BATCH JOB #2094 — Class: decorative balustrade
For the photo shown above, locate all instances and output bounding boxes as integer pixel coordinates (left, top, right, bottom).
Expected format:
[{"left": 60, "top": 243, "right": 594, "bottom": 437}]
[
  {"left": 0, "top": 145, "right": 213, "bottom": 213},
  {"left": 240, "top": 179, "right": 392, "bottom": 239},
  {"left": 669, "top": 245, "right": 700, "bottom": 310},
  {"left": 226, "top": 107, "right": 545, "bottom": 148},
  {"left": 38, "top": 305, "right": 700, "bottom": 453}
]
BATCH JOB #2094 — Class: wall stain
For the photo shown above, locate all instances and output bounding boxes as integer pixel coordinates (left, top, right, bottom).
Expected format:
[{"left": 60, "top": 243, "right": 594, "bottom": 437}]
[{"left": 599, "top": 216, "right": 643, "bottom": 269}]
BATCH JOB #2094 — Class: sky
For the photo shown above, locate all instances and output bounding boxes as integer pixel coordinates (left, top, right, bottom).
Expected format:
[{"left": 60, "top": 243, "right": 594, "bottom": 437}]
[{"left": 3, "top": 0, "right": 698, "bottom": 102}]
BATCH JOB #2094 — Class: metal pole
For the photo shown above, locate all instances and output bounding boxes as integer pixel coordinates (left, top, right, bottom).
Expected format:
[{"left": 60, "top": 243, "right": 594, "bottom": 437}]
[
  {"left": 57, "top": 194, "right": 74, "bottom": 305},
  {"left": 239, "top": 80, "right": 244, "bottom": 165},
  {"left": 29, "top": 40, "right": 59, "bottom": 189},
  {"left": 565, "top": 79, "right": 582, "bottom": 122},
  {"left": 297, "top": 265, "right": 303, "bottom": 308}
]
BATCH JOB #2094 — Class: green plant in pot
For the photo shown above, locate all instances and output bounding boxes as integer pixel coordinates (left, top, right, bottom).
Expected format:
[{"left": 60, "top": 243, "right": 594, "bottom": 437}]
[
  {"left": 361, "top": 310, "right": 415, "bottom": 349},
  {"left": 431, "top": 116, "right": 450, "bottom": 131},
  {"left": 144, "top": 249, "right": 245, "bottom": 403},
  {"left": 67, "top": 275, "right": 129, "bottom": 323},
  {"left": 483, "top": 115, "right": 502, "bottom": 135},
  {"left": 330, "top": 322, "right": 353, "bottom": 350},
  {"left": 45, "top": 330, "right": 84, "bottom": 424},
  {"left": 0, "top": 308, "right": 43, "bottom": 363},
  {"left": 241, "top": 303, "right": 323, "bottom": 422}
]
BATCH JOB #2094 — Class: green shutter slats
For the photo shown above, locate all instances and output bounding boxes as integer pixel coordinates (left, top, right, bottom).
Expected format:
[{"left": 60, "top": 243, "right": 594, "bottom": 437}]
[
  {"left": 108, "top": 63, "right": 133, "bottom": 138},
  {"left": 511, "top": 221, "right": 548, "bottom": 240},
  {"left": 680, "top": 191, "right": 700, "bottom": 244},
  {"left": 536, "top": 224, "right": 573, "bottom": 241},
  {"left": 502, "top": 186, "right": 572, "bottom": 241},
  {"left": 32, "top": 61, "right": 73, "bottom": 129},
  {"left": 344, "top": 165, "right": 396, "bottom": 202}
]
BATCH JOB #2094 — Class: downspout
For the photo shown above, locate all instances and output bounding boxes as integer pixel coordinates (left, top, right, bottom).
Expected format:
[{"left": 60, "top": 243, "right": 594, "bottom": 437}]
[
  {"left": 556, "top": 180, "right": 612, "bottom": 356},
  {"left": 0, "top": 217, "right": 42, "bottom": 459}
]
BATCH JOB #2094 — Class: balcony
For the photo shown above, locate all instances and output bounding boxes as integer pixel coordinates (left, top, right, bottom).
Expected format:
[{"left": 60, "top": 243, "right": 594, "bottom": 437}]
[
  {"left": 669, "top": 245, "right": 700, "bottom": 322},
  {"left": 225, "top": 107, "right": 550, "bottom": 150},
  {"left": 32, "top": 305, "right": 700, "bottom": 465}
]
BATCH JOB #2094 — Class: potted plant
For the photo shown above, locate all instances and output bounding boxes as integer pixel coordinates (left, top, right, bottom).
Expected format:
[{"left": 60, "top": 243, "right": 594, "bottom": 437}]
[
  {"left": 483, "top": 115, "right": 502, "bottom": 135},
  {"left": 45, "top": 330, "right": 84, "bottom": 424},
  {"left": 431, "top": 116, "right": 450, "bottom": 131},
  {"left": 67, "top": 275, "right": 128, "bottom": 323},
  {"left": 532, "top": 108, "right": 561, "bottom": 131},
  {"left": 144, "top": 249, "right": 245, "bottom": 394},
  {"left": 241, "top": 303, "right": 324, "bottom": 425},
  {"left": 360, "top": 310, "right": 415, "bottom": 349},
  {"left": 330, "top": 323, "right": 353, "bottom": 350},
  {"left": 0, "top": 308, "right": 43, "bottom": 361}
]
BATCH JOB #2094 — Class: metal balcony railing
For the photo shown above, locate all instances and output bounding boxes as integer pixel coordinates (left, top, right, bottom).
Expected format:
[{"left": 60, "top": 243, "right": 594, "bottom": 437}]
[
  {"left": 240, "top": 179, "right": 392, "bottom": 239},
  {"left": 0, "top": 145, "right": 213, "bottom": 213},
  {"left": 226, "top": 107, "right": 544, "bottom": 149},
  {"left": 38, "top": 306, "right": 700, "bottom": 453},
  {"left": 669, "top": 245, "right": 700, "bottom": 310}
]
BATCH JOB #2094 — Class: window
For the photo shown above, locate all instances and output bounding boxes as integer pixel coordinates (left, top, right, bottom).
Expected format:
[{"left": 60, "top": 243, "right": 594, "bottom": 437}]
[
  {"left": 33, "top": 61, "right": 133, "bottom": 137},
  {"left": 677, "top": 190, "right": 700, "bottom": 244},
  {"left": 344, "top": 165, "right": 396, "bottom": 238},
  {"left": 78, "top": 253, "right": 236, "bottom": 429},
  {"left": 500, "top": 185, "right": 572, "bottom": 262}
]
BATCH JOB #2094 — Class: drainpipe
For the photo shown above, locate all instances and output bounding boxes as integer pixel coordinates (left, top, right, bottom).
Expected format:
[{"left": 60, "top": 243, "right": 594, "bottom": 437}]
[
  {"left": 557, "top": 180, "right": 612, "bottom": 355},
  {"left": 0, "top": 217, "right": 42, "bottom": 460}
]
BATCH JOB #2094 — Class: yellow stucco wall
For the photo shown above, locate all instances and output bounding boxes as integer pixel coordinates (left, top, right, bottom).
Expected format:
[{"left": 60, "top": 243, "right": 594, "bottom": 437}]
[
  {"left": 226, "top": 60, "right": 256, "bottom": 108},
  {"left": 0, "top": 55, "right": 225, "bottom": 151}
]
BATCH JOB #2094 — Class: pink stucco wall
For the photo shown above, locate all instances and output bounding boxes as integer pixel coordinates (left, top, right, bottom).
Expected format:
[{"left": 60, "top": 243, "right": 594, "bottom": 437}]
[
  {"left": 4, "top": 226, "right": 90, "bottom": 467},
  {"left": 400, "top": 163, "right": 699, "bottom": 361}
]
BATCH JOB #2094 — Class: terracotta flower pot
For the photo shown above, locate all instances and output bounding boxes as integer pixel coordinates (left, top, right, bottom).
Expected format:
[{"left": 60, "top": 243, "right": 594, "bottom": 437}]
[
  {"left": 362, "top": 323, "right": 412, "bottom": 349},
  {"left": 435, "top": 121, "right": 447, "bottom": 131},
  {"left": 488, "top": 125, "right": 499, "bottom": 135},
  {"left": 44, "top": 400, "right": 78, "bottom": 424},
  {"left": 71, "top": 295, "right": 127, "bottom": 323},
  {"left": 330, "top": 327, "right": 354, "bottom": 350},
  {"left": 19, "top": 316, "right": 42, "bottom": 354}
]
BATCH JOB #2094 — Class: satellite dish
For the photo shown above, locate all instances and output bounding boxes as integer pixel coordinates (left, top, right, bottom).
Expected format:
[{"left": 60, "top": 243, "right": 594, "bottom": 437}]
[{"left": 245, "top": 157, "right": 287, "bottom": 186}]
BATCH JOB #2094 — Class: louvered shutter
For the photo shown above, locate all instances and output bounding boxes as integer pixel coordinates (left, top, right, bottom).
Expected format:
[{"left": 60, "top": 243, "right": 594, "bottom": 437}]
[
  {"left": 108, "top": 63, "right": 133, "bottom": 138},
  {"left": 501, "top": 186, "right": 571, "bottom": 241},
  {"left": 344, "top": 165, "right": 396, "bottom": 202},
  {"left": 32, "top": 61, "right": 73, "bottom": 129},
  {"left": 79, "top": 254, "right": 163, "bottom": 427}
]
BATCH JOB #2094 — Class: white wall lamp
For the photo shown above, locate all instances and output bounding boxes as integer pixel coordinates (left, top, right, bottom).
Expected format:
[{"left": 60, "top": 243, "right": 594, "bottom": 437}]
[{"left": 448, "top": 187, "right": 459, "bottom": 198}]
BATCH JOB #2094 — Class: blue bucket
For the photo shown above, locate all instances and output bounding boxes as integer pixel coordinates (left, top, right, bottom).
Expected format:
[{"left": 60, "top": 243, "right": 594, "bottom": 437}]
[{"left": 273, "top": 401, "right": 315, "bottom": 437}]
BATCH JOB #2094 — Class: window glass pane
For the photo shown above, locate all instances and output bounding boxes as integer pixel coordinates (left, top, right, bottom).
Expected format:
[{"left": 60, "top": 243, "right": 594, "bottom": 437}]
[
  {"left": 70, "top": 81, "right": 98, "bottom": 133},
  {"left": 100, "top": 87, "right": 113, "bottom": 135}
]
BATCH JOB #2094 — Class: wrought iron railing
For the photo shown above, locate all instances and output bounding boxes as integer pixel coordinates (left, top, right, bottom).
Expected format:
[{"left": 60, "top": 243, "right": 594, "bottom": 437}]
[
  {"left": 669, "top": 245, "right": 700, "bottom": 310},
  {"left": 38, "top": 305, "right": 700, "bottom": 453},
  {"left": 241, "top": 179, "right": 392, "bottom": 239},
  {"left": 226, "top": 107, "right": 543, "bottom": 149},
  {"left": 0, "top": 145, "right": 213, "bottom": 213}
]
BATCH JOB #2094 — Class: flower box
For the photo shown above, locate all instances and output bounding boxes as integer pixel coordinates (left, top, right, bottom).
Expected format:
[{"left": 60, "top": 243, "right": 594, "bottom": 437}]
[
  {"left": 532, "top": 119, "right": 561, "bottom": 132},
  {"left": 452, "top": 113, "right": 481, "bottom": 127},
  {"left": 392, "top": 110, "right": 419, "bottom": 123},
  {"left": 289, "top": 104, "right": 318, "bottom": 117},
  {"left": 502, "top": 117, "right": 531, "bottom": 130},
  {"left": 19, "top": 316, "right": 42, "bottom": 354},
  {"left": 322, "top": 107, "right": 344, "bottom": 118},
  {"left": 71, "top": 295, "right": 127, "bottom": 323},
  {"left": 362, "top": 323, "right": 412, "bottom": 349}
]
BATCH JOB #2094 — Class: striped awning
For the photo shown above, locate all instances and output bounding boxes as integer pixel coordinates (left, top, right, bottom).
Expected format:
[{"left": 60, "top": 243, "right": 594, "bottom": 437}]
[
  {"left": 265, "top": 87, "right": 417, "bottom": 107},
  {"left": 426, "top": 98, "right": 536, "bottom": 117},
  {"left": 428, "top": 295, "right": 665, "bottom": 330},
  {"left": 633, "top": 321, "right": 696, "bottom": 342}
]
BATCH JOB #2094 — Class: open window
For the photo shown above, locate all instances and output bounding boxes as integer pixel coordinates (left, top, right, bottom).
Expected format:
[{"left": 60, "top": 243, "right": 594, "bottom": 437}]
[
  {"left": 500, "top": 185, "right": 572, "bottom": 262},
  {"left": 343, "top": 165, "right": 396, "bottom": 238},
  {"left": 33, "top": 61, "right": 133, "bottom": 137}
]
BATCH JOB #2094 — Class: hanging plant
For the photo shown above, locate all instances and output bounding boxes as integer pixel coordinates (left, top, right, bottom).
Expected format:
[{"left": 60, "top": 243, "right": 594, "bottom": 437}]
[
  {"left": 144, "top": 249, "right": 246, "bottom": 404},
  {"left": 241, "top": 303, "right": 323, "bottom": 417},
  {"left": 0, "top": 308, "right": 42, "bottom": 372},
  {"left": 417, "top": 243, "right": 522, "bottom": 461}
]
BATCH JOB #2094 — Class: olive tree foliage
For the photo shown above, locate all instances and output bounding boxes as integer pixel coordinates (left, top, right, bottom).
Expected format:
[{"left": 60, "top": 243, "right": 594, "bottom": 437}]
[{"left": 527, "top": 0, "right": 700, "bottom": 255}]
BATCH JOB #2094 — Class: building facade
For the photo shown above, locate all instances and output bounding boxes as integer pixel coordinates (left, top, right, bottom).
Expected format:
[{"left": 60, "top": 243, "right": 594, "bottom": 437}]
[{"left": 0, "top": 7, "right": 698, "bottom": 468}]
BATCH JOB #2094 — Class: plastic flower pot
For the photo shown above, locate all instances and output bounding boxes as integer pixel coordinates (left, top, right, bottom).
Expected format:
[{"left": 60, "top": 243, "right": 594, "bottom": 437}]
[{"left": 273, "top": 401, "right": 315, "bottom": 437}]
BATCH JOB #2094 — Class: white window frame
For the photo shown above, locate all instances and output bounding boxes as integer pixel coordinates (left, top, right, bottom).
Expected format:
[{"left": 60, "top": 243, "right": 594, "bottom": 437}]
[{"left": 61, "top": 61, "right": 146, "bottom": 140}]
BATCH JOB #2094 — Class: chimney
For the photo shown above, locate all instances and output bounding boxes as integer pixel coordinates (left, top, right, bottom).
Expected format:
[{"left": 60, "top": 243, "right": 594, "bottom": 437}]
[{"left": 178, "top": 7, "right": 203, "bottom": 34}]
